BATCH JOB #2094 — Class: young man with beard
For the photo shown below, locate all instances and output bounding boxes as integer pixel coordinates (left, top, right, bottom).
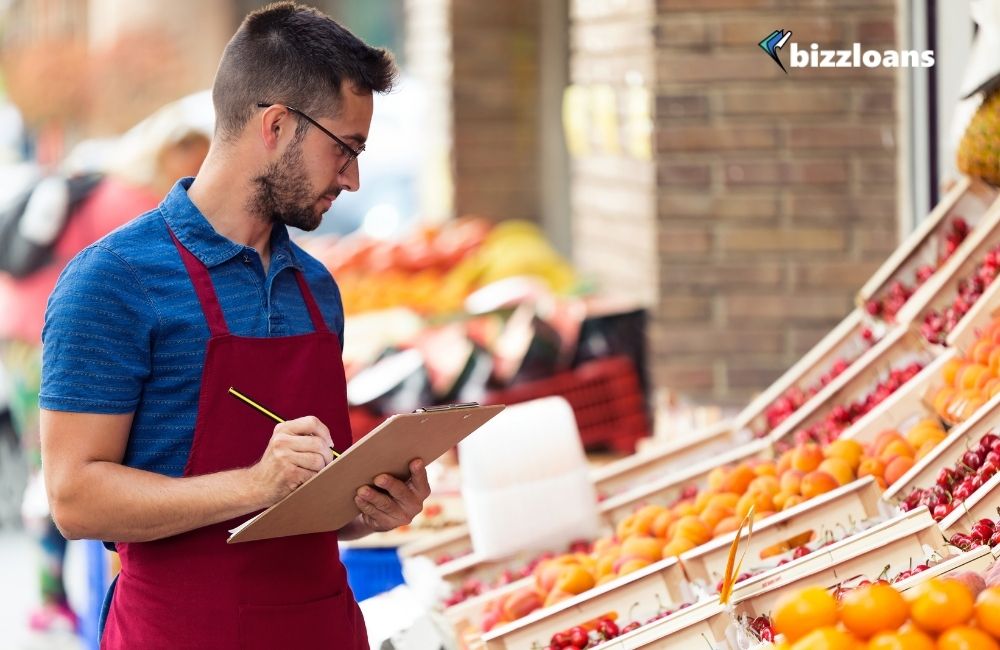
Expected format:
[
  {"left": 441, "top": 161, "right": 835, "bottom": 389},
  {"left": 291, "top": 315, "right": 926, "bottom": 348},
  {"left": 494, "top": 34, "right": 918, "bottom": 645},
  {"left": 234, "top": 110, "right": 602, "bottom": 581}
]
[{"left": 37, "top": 4, "right": 429, "bottom": 648}]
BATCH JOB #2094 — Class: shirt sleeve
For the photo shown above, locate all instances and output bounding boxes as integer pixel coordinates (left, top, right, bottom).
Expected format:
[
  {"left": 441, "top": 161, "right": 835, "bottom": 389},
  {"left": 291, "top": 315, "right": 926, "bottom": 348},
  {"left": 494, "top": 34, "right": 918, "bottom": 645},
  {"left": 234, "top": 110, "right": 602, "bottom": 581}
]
[{"left": 39, "top": 244, "right": 158, "bottom": 414}]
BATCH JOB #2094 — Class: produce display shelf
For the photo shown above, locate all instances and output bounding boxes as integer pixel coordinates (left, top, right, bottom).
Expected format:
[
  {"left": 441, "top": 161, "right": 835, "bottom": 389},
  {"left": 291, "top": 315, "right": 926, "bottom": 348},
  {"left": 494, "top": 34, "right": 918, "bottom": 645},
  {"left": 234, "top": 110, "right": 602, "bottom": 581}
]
[
  {"left": 837, "top": 346, "right": 954, "bottom": 445},
  {"left": 860, "top": 177, "right": 1000, "bottom": 317},
  {"left": 590, "top": 420, "right": 741, "bottom": 500},
  {"left": 732, "top": 509, "right": 942, "bottom": 615},
  {"left": 597, "top": 439, "right": 772, "bottom": 528},
  {"left": 446, "top": 578, "right": 534, "bottom": 650},
  {"left": 939, "top": 469, "right": 1000, "bottom": 537},
  {"left": 891, "top": 545, "right": 995, "bottom": 592},
  {"left": 481, "top": 559, "right": 686, "bottom": 650},
  {"left": 946, "top": 269, "right": 1000, "bottom": 351},
  {"left": 610, "top": 600, "right": 729, "bottom": 649},
  {"left": 398, "top": 524, "right": 472, "bottom": 563},
  {"left": 883, "top": 390, "right": 1000, "bottom": 503},
  {"left": 896, "top": 198, "right": 1000, "bottom": 327},
  {"left": 731, "top": 309, "right": 883, "bottom": 439},
  {"left": 679, "top": 477, "right": 885, "bottom": 588},
  {"left": 766, "top": 327, "right": 938, "bottom": 447}
]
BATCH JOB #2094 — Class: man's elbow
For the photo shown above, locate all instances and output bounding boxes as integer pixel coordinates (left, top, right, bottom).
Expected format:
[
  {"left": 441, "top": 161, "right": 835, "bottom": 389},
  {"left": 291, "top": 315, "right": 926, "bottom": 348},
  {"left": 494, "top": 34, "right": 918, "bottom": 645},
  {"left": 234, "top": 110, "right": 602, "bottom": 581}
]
[{"left": 47, "top": 480, "right": 93, "bottom": 540}]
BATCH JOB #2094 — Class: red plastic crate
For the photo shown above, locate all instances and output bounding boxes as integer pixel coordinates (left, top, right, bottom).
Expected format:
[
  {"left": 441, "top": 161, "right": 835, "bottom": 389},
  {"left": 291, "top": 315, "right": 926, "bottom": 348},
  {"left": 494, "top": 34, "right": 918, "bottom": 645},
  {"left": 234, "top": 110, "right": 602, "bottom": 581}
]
[{"left": 483, "top": 356, "right": 649, "bottom": 453}]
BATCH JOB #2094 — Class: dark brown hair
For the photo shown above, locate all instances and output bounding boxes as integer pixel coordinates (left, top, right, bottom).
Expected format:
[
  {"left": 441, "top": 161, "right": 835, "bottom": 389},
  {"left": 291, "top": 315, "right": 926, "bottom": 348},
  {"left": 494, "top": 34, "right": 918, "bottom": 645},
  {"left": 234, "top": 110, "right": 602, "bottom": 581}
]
[{"left": 212, "top": 2, "right": 397, "bottom": 141}]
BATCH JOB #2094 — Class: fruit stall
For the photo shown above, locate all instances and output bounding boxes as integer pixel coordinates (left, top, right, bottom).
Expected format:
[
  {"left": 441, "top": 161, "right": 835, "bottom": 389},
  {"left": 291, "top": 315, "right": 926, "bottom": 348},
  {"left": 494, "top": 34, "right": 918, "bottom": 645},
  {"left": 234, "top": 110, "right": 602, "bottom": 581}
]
[{"left": 335, "top": 174, "right": 1000, "bottom": 650}]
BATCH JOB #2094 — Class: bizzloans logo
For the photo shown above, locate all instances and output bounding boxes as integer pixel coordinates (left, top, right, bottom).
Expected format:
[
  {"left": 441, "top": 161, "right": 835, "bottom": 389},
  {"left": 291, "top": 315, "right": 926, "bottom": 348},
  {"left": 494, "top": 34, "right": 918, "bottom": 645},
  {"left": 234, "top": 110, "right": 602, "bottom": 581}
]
[{"left": 758, "top": 29, "right": 935, "bottom": 73}]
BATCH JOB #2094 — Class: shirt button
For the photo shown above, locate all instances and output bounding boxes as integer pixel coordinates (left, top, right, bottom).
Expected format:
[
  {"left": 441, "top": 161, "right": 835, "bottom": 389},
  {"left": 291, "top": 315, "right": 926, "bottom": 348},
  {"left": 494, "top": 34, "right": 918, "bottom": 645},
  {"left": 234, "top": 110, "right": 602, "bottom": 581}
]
[{"left": 242, "top": 254, "right": 251, "bottom": 264}]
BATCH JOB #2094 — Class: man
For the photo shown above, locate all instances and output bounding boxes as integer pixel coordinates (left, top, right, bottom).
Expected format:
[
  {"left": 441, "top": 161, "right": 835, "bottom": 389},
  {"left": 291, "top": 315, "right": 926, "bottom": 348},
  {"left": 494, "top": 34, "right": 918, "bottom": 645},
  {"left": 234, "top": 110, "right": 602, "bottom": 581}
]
[{"left": 39, "top": 4, "right": 428, "bottom": 648}]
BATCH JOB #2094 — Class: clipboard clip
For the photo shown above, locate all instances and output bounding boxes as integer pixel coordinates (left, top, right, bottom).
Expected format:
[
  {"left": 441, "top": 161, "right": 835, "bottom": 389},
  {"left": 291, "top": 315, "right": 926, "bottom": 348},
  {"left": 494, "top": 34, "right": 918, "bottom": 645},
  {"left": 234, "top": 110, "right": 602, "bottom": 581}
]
[{"left": 413, "top": 402, "right": 480, "bottom": 413}]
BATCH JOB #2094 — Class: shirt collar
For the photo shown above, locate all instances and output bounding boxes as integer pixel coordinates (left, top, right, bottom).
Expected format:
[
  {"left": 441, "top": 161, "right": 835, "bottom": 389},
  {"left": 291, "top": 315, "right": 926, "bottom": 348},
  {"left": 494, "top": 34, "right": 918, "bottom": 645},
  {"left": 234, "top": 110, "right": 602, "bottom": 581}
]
[{"left": 159, "top": 177, "right": 302, "bottom": 270}]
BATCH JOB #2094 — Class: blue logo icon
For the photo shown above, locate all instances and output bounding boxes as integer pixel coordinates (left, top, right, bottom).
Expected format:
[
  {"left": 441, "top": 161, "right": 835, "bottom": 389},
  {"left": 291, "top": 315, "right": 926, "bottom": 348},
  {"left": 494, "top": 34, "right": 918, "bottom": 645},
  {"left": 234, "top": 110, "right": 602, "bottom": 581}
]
[{"left": 759, "top": 29, "right": 793, "bottom": 73}]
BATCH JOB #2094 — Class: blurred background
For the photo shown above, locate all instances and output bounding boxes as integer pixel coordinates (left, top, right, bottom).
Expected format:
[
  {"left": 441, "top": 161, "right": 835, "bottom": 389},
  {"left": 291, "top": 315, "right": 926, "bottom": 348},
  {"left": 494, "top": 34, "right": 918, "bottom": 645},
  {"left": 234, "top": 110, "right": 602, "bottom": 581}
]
[{"left": 0, "top": 0, "right": 995, "bottom": 648}]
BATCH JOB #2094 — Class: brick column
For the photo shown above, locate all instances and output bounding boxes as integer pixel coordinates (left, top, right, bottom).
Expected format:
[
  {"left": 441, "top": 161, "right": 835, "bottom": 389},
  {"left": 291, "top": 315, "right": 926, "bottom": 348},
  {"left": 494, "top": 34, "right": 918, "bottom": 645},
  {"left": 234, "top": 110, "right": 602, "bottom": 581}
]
[{"left": 654, "top": 0, "right": 899, "bottom": 404}]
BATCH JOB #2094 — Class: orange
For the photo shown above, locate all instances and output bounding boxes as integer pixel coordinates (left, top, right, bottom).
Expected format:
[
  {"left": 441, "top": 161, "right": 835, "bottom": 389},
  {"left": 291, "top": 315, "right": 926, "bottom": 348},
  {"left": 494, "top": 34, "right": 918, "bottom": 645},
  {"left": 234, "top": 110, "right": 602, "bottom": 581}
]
[
  {"left": 975, "top": 586, "right": 1000, "bottom": 638},
  {"left": 866, "top": 627, "right": 935, "bottom": 650},
  {"left": 883, "top": 456, "right": 915, "bottom": 486},
  {"left": 838, "top": 583, "right": 908, "bottom": 639},
  {"left": 788, "top": 625, "right": 858, "bottom": 649},
  {"left": 818, "top": 457, "right": 855, "bottom": 486},
  {"left": 791, "top": 445, "right": 825, "bottom": 473},
  {"left": 825, "top": 439, "right": 864, "bottom": 471},
  {"left": 781, "top": 469, "right": 806, "bottom": 495},
  {"left": 800, "top": 471, "right": 839, "bottom": 499},
  {"left": 937, "top": 626, "right": 999, "bottom": 650},
  {"left": 722, "top": 464, "right": 758, "bottom": 495},
  {"left": 773, "top": 586, "right": 838, "bottom": 642},
  {"left": 908, "top": 578, "right": 975, "bottom": 633}
]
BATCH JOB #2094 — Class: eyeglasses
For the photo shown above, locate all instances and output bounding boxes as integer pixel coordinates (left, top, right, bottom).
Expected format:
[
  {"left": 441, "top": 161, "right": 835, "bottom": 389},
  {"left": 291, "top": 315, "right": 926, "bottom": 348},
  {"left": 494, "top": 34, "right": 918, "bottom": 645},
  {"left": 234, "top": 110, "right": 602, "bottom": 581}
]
[{"left": 257, "top": 102, "right": 364, "bottom": 175}]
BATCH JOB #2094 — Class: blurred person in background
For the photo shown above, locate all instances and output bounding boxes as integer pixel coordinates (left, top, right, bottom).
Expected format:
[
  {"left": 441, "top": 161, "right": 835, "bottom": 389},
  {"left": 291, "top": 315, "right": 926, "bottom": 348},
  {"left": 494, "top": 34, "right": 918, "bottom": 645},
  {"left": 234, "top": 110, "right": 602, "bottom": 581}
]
[{"left": 0, "top": 93, "right": 212, "bottom": 635}]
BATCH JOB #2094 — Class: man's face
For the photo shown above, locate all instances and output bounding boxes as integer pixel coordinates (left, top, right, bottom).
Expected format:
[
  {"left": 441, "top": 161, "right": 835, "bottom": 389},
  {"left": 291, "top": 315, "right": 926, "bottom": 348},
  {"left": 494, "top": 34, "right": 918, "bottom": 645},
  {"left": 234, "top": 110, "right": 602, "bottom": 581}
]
[{"left": 249, "top": 84, "right": 374, "bottom": 231}]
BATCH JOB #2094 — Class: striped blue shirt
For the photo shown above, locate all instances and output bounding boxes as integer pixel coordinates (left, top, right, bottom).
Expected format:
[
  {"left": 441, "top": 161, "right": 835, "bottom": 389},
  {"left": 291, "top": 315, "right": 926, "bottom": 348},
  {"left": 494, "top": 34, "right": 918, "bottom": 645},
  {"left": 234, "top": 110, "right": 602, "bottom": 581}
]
[{"left": 39, "top": 178, "right": 345, "bottom": 476}]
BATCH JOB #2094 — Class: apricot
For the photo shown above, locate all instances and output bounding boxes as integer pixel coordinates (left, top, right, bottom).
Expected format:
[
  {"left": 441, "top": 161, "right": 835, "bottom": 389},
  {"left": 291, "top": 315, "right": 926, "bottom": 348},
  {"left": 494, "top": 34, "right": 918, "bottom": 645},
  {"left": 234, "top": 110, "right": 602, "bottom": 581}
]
[
  {"left": 707, "top": 466, "right": 728, "bottom": 491},
  {"left": 858, "top": 457, "right": 885, "bottom": 480},
  {"left": 661, "top": 536, "right": 696, "bottom": 558},
  {"left": 884, "top": 455, "right": 915, "bottom": 485},
  {"left": 752, "top": 461, "right": 777, "bottom": 477},
  {"left": 779, "top": 469, "right": 805, "bottom": 495},
  {"left": 621, "top": 536, "right": 663, "bottom": 563},
  {"left": 818, "top": 457, "right": 854, "bottom": 486},
  {"left": 736, "top": 491, "right": 773, "bottom": 519},
  {"left": 650, "top": 509, "right": 676, "bottom": 539},
  {"left": 669, "top": 515, "right": 712, "bottom": 546},
  {"left": 615, "top": 558, "right": 652, "bottom": 577},
  {"left": 721, "top": 464, "right": 758, "bottom": 495},
  {"left": 800, "top": 470, "right": 839, "bottom": 499},
  {"left": 872, "top": 430, "right": 905, "bottom": 457},
  {"left": 916, "top": 440, "right": 940, "bottom": 460},
  {"left": 942, "top": 357, "right": 964, "bottom": 385},
  {"left": 932, "top": 386, "right": 958, "bottom": 418},
  {"left": 699, "top": 504, "right": 733, "bottom": 531},
  {"left": 879, "top": 439, "right": 915, "bottom": 462},
  {"left": 791, "top": 444, "right": 824, "bottom": 473},
  {"left": 958, "top": 363, "right": 992, "bottom": 391},
  {"left": 825, "top": 438, "right": 864, "bottom": 470},
  {"left": 781, "top": 494, "right": 805, "bottom": 510},
  {"left": 971, "top": 340, "right": 995, "bottom": 366},
  {"left": 776, "top": 449, "right": 795, "bottom": 475},
  {"left": 713, "top": 516, "right": 741, "bottom": 536},
  {"left": 555, "top": 565, "right": 595, "bottom": 595},
  {"left": 747, "top": 475, "right": 781, "bottom": 497},
  {"left": 706, "top": 492, "right": 741, "bottom": 511}
]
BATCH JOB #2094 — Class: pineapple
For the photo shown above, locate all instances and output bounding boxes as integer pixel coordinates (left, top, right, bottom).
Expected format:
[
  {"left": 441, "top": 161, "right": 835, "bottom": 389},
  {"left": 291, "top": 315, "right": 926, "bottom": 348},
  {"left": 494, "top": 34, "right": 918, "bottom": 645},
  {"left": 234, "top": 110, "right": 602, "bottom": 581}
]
[{"left": 958, "top": 88, "right": 1000, "bottom": 186}]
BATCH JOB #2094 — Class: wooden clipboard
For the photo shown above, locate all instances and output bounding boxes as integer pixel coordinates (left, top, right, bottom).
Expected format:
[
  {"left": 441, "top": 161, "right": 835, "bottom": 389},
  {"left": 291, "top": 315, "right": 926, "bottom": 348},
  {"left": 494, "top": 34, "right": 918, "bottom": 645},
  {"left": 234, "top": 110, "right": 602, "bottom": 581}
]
[{"left": 227, "top": 403, "right": 505, "bottom": 544}]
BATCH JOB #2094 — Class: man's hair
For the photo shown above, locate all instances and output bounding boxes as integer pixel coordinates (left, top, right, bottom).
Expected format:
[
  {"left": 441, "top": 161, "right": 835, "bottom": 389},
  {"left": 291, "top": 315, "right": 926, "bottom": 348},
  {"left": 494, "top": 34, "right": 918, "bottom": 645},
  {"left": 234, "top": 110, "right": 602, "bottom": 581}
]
[{"left": 212, "top": 2, "right": 397, "bottom": 142}]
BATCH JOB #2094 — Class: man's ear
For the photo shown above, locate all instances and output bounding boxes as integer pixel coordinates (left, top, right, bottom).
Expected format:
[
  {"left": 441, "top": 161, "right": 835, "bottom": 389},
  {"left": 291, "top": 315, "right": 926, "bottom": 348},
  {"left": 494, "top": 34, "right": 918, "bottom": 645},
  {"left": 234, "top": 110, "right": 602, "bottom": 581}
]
[{"left": 258, "top": 105, "right": 290, "bottom": 151}]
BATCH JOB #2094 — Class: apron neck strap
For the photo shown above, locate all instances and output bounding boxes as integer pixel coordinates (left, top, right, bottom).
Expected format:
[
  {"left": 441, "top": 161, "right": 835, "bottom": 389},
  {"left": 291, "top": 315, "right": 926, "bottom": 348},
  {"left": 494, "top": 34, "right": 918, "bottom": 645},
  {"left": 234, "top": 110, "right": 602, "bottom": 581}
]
[
  {"left": 293, "top": 271, "right": 331, "bottom": 334},
  {"left": 168, "top": 227, "right": 230, "bottom": 337}
]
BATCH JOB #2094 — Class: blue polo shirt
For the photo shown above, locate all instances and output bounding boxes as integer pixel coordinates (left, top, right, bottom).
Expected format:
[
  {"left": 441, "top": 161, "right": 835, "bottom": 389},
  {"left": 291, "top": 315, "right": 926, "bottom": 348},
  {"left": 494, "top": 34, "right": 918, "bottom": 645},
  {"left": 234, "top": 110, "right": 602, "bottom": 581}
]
[{"left": 39, "top": 178, "right": 345, "bottom": 476}]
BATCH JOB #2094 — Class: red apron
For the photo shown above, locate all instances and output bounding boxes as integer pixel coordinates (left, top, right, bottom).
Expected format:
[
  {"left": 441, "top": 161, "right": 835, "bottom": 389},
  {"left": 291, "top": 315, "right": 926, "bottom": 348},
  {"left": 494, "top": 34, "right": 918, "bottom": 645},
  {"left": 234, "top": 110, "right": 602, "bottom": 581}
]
[{"left": 101, "top": 229, "right": 368, "bottom": 649}]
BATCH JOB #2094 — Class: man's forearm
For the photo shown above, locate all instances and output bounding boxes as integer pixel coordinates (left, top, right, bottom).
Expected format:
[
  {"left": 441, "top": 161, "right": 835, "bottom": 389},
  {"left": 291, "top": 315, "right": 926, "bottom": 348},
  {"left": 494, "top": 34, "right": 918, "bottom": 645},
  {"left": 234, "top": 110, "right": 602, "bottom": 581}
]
[{"left": 48, "top": 461, "right": 268, "bottom": 543}]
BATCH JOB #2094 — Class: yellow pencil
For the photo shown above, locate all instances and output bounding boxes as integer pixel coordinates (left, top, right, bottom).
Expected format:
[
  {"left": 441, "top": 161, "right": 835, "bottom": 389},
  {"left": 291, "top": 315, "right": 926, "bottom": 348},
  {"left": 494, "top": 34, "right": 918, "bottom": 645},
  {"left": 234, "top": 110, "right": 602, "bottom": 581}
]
[{"left": 228, "top": 387, "right": 340, "bottom": 458}]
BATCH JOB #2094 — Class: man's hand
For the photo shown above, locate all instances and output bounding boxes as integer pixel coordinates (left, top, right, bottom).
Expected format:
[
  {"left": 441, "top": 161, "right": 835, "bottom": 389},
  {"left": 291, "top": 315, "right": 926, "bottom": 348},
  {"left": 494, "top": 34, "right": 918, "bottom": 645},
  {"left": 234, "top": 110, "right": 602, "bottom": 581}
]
[
  {"left": 248, "top": 416, "right": 334, "bottom": 506},
  {"left": 353, "top": 459, "right": 430, "bottom": 533}
]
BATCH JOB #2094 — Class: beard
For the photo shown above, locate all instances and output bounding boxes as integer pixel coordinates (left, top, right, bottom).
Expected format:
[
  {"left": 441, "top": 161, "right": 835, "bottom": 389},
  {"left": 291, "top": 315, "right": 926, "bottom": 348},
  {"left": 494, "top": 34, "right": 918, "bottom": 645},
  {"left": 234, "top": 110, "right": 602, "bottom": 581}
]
[{"left": 247, "top": 138, "right": 339, "bottom": 232}]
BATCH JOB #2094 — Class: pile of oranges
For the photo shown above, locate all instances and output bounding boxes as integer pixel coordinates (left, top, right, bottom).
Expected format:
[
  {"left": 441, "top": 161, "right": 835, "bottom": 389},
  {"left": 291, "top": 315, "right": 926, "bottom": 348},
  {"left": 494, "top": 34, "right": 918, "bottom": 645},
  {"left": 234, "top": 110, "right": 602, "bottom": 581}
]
[{"left": 771, "top": 579, "right": 1000, "bottom": 649}]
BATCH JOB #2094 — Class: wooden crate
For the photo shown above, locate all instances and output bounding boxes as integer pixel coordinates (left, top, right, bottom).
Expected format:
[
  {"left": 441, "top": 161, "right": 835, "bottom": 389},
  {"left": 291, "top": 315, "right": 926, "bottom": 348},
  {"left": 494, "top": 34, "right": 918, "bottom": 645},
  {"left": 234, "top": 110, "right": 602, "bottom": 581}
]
[
  {"left": 732, "top": 309, "right": 886, "bottom": 439},
  {"left": 732, "top": 509, "right": 942, "bottom": 615},
  {"left": 939, "top": 470, "right": 1000, "bottom": 539},
  {"left": 892, "top": 545, "right": 995, "bottom": 592},
  {"left": 591, "top": 421, "right": 745, "bottom": 500},
  {"left": 883, "top": 390, "right": 1000, "bottom": 503},
  {"left": 615, "top": 601, "right": 731, "bottom": 649},
  {"left": 445, "top": 578, "right": 534, "bottom": 650},
  {"left": 946, "top": 273, "right": 1000, "bottom": 352},
  {"left": 859, "top": 177, "right": 1000, "bottom": 312},
  {"left": 837, "top": 347, "right": 955, "bottom": 446},
  {"left": 480, "top": 559, "right": 688, "bottom": 650},
  {"left": 766, "top": 327, "right": 939, "bottom": 448},
  {"left": 896, "top": 198, "right": 1000, "bottom": 328},
  {"left": 597, "top": 440, "right": 772, "bottom": 528},
  {"left": 398, "top": 524, "right": 472, "bottom": 564},
  {"left": 679, "top": 478, "right": 885, "bottom": 590}
]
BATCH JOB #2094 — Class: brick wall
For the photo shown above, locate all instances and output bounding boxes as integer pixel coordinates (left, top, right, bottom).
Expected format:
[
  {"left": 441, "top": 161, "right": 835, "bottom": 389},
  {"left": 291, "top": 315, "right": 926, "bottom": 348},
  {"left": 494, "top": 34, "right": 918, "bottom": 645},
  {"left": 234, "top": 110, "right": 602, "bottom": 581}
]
[
  {"left": 451, "top": 1, "right": 542, "bottom": 222},
  {"left": 653, "top": 0, "right": 900, "bottom": 404},
  {"left": 569, "top": 0, "right": 660, "bottom": 307}
]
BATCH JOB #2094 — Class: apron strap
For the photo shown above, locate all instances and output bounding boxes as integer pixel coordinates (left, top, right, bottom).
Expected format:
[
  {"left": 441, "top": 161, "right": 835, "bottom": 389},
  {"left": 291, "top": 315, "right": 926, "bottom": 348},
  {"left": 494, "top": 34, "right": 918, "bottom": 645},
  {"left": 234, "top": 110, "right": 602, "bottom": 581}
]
[
  {"left": 167, "top": 227, "right": 230, "bottom": 337},
  {"left": 293, "top": 270, "right": 331, "bottom": 334}
]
